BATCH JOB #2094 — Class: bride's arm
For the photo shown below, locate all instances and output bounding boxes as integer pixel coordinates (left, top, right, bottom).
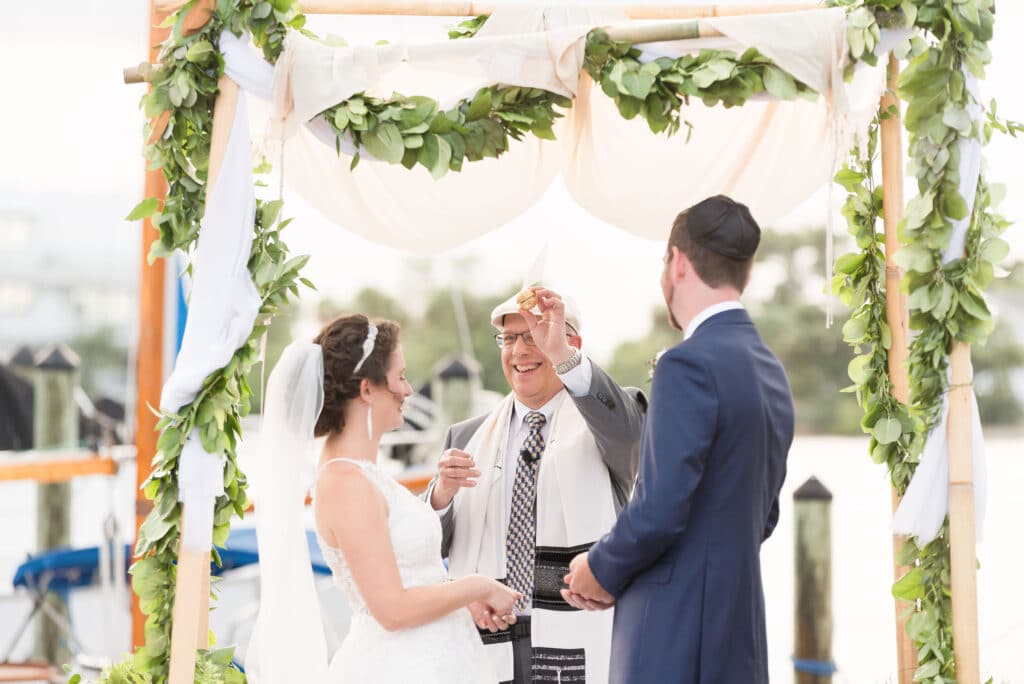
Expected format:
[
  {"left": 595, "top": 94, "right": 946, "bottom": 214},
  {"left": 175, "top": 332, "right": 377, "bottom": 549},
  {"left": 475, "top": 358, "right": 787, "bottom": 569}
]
[{"left": 316, "top": 464, "right": 516, "bottom": 632}]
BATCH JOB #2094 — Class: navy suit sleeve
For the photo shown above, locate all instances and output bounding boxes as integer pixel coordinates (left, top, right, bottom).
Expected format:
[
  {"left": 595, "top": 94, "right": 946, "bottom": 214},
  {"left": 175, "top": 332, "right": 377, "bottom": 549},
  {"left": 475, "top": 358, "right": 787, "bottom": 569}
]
[
  {"left": 588, "top": 351, "right": 718, "bottom": 597},
  {"left": 763, "top": 497, "right": 780, "bottom": 542}
]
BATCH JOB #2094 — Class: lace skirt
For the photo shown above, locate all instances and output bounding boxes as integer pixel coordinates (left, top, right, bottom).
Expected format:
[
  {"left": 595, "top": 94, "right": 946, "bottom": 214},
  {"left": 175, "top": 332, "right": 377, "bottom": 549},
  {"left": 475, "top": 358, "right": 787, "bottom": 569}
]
[{"left": 329, "top": 609, "right": 496, "bottom": 683}]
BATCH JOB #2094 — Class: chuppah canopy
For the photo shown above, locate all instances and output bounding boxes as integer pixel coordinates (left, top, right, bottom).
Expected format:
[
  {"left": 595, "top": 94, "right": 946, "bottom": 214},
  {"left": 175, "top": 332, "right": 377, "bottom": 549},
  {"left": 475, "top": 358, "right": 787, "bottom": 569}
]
[
  {"left": 121, "top": 2, "right": 1001, "bottom": 683},
  {"left": 256, "top": 5, "right": 882, "bottom": 251}
]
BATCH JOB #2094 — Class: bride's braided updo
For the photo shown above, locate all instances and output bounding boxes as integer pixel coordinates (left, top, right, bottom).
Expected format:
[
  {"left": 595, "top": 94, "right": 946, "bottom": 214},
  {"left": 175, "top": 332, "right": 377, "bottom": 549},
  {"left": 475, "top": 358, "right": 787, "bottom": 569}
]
[{"left": 313, "top": 314, "right": 400, "bottom": 437}]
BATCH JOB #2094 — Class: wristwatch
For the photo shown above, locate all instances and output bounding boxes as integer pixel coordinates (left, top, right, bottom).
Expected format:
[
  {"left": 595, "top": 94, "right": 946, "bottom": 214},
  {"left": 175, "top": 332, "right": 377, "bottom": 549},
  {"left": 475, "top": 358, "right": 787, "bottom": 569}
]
[{"left": 554, "top": 348, "right": 583, "bottom": 375}]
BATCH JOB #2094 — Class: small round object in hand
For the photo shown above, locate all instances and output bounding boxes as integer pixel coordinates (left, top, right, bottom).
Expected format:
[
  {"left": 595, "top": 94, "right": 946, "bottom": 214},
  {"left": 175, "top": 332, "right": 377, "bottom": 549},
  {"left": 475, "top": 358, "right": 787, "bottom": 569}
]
[{"left": 517, "top": 287, "right": 537, "bottom": 310}]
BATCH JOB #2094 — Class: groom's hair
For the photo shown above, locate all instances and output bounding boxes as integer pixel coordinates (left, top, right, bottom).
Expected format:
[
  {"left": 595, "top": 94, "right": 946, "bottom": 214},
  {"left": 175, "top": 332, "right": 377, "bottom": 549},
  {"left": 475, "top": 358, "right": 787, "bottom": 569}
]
[{"left": 668, "top": 199, "right": 756, "bottom": 292}]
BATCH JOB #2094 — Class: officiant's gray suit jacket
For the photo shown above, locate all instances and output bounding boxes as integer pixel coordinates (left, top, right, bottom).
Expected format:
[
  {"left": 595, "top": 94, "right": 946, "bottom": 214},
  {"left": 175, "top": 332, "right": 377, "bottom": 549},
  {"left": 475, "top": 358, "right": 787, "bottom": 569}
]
[{"left": 432, "top": 362, "right": 646, "bottom": 558}]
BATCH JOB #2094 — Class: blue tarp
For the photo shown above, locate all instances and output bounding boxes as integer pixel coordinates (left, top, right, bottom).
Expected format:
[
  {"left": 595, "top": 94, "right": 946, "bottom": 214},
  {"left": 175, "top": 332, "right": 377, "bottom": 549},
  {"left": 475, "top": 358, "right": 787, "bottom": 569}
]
[{"left": 12, "top": 528, "right": 329, "bottom": 594}]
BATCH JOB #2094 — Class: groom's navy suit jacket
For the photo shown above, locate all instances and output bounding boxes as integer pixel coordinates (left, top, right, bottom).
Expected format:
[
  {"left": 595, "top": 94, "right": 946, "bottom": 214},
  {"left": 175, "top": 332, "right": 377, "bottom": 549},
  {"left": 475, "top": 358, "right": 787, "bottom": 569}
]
[{"left": 589, "top": 308, "right": 794, "bottom": 684}]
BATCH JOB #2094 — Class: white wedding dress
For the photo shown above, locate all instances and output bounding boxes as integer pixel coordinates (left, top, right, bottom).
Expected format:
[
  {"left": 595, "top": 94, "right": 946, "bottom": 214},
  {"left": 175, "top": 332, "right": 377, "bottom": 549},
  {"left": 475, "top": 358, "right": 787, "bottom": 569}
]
[{"left": 316, "top": 458, "right": 497, "bottom": 683}]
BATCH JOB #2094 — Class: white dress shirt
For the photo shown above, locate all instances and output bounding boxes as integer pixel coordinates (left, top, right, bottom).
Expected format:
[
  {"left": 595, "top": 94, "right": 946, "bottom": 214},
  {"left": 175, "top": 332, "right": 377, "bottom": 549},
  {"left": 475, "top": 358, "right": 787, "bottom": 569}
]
[{"left": 684, "top": 301, "right": 745, "bottom": 340}]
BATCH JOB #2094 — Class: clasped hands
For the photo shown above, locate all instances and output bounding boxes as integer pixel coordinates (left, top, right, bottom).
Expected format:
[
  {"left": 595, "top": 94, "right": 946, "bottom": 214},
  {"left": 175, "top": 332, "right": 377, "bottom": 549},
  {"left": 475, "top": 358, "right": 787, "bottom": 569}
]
[{"left": 561, "top": 552, "right": 615, "bottom": 611}]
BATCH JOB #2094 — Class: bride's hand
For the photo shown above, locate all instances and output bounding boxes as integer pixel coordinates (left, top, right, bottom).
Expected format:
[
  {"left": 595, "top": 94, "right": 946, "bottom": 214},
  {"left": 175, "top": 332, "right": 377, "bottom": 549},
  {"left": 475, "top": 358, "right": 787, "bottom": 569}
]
[{"left": 466, "top": 577, "right": 520, "bottom": 633}]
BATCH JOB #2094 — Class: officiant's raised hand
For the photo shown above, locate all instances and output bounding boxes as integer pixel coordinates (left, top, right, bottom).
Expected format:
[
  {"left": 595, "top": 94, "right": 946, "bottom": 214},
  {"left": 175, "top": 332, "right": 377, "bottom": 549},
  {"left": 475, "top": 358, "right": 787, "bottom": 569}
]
[
  {"left": 561, "top": 552, "right": 615, "bottom": 611},
  {"left": 429, "top": 449, "right": 481, "bottom": 510},
  {"left": 519, "top": 287, "right": 577, "bottom": 367}
]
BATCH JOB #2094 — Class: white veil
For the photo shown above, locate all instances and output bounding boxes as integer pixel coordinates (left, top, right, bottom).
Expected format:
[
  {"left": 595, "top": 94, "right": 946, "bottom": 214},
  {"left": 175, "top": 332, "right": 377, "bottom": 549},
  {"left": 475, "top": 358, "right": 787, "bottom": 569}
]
[{"left": 246, "top": 341, "right": 331, "bottom": 683}]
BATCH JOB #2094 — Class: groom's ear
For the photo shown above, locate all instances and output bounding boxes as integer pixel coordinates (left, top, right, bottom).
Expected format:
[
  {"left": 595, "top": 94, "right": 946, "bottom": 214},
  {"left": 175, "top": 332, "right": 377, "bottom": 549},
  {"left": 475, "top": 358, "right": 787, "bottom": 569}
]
[{"left": 668, "top": 245, "right": 688, "bottom": 282}]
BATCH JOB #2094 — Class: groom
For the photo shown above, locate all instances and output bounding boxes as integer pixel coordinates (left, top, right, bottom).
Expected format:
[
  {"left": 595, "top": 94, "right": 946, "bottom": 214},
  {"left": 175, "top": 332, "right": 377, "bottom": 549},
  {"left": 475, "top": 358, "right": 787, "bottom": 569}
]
[
  {"left": 564, "top": 196, "right": 795, "bottom": 683},
  {"left": 427, "top": 286, "right": 646, "bottom": 683}
]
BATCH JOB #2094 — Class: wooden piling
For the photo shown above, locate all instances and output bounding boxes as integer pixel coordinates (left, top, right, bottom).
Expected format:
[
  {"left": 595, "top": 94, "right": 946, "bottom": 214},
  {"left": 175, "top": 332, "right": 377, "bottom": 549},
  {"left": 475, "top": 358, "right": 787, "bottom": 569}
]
[
  {"left": 793, "top": 476, "right": 833, "bottom": 684},
  {"left": 32, "top": 345, "right": 80, "bottom": 667}
]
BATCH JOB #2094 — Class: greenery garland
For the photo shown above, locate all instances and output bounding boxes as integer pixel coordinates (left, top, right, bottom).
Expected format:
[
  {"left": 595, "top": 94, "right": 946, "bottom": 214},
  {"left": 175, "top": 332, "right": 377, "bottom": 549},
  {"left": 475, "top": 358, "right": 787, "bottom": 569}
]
[
  {"left": 102, "top": 1, "right": 1013, "bottom": 682},
  {"left": 832, "top": 0, "right": 1017, "bottom": 680}
]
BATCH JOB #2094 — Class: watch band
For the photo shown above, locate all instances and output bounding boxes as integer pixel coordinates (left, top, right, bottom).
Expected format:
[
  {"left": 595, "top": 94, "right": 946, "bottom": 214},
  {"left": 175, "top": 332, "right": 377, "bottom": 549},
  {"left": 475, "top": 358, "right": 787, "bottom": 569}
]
[{"left": 554, "top": 349, "right": 583, "bottom": 375}]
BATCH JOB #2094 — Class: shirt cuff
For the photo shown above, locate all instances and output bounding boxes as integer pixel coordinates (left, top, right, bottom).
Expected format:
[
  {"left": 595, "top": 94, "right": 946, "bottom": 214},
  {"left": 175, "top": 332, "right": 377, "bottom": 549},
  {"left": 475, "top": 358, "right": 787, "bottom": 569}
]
[
  {"left": 559, "top": 353, "right": 592, "bottom": 397},
  {"left": 428, "top": 482, "right": 454, "bottom": 517}
]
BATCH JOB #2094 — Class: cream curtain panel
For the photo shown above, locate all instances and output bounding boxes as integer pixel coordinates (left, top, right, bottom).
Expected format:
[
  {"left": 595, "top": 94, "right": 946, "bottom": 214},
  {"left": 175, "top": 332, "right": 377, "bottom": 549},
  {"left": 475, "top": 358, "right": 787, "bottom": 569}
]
[{"left": 265, "top": 6, "right": 885, "bottom": 251}]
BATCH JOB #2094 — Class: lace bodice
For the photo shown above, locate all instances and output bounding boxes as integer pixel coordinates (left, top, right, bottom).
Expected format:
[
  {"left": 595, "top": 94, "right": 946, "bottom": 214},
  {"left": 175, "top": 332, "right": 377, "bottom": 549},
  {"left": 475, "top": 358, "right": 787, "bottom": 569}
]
[{"left": 315, "top": 458, "right": 448, "bottom": 615}]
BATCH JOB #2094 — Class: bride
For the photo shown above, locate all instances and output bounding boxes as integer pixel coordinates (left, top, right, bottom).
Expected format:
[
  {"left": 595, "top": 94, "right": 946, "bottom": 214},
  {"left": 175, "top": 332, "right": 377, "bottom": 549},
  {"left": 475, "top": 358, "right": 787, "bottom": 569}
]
[{"left": 246, "top": 314, "right": 517, "bottom": 682}]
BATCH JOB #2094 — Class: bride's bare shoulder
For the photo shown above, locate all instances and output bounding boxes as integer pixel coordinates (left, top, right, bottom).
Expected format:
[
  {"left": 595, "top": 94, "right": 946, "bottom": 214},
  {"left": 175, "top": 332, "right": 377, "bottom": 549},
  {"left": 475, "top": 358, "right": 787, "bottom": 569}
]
[{"left": 316, "top": 461, "right": 387, "bottom": 512}]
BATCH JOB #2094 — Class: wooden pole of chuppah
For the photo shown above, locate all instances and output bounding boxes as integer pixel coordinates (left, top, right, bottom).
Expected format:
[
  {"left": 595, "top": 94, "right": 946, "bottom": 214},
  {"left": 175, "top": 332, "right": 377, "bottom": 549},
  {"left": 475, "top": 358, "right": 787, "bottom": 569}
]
[
  {"left": 880, "top": 53, "right": 981, "bottom": 682},
  {"left": 132, "top": 0, "right": 170, "bottom": 650},
  {"left": 878, "top": 53, "right": 918, "bottom": 684},
  {"left": 166, "top": 74, "right": 240, "bottom": 684},
  {"left": 947, "top": 341, "right": 981, "bottom": 683},
  {"left": 154, "top": 0, "right": 822, "bottom": 18}
]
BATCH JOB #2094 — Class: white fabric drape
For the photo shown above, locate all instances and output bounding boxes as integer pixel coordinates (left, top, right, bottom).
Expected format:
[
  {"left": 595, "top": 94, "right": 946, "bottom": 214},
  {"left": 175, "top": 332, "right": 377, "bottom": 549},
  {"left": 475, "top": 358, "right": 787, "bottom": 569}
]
[
  {"left": 892, "top": 69, "right": 987, "bottom": 546},
  {"left": 257, "top": 6, "right": 888, "bottom": 253},
  {"left": 159, "top": 73, "right": 262, "bottom": 552}
]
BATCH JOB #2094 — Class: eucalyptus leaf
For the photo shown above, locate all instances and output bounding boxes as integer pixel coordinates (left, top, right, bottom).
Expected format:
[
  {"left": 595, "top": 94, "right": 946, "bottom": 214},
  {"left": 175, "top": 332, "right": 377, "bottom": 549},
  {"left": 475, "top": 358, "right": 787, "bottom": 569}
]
[
  {"left": 361, "top": 123, "right": 405, "bottom": 163},
  {"left": 126, "top": 198, "right": 160, "bottom": 221},
  {"left": 872, "top": 417, "right": 903, "bottom": 445},
  {"left": 763, "top": 66, "right": 797, "bottom": 100}
]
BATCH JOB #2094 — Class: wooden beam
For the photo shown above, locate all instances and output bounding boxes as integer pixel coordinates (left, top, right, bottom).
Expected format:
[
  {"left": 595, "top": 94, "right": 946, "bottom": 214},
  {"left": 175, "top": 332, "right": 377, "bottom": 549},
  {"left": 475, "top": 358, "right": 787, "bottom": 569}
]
[
  {"left": 0, "top": 454, "right": 117, "bottom": 483},
  {"left": 132, "top": 1, "right": 171, "bottom": 652},
  {"left": 155, "top": 0, "right": 824, "bottom": 18},
  {"left": 879, "top": 53, "right": 918, "bottom": 684}
]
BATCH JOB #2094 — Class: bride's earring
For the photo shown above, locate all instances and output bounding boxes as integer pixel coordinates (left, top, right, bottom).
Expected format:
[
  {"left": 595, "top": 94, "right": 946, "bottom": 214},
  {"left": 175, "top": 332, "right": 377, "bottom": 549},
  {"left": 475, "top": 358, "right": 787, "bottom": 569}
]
[{"left": 366, "top": 403, "right": 373, "bottom": 441}]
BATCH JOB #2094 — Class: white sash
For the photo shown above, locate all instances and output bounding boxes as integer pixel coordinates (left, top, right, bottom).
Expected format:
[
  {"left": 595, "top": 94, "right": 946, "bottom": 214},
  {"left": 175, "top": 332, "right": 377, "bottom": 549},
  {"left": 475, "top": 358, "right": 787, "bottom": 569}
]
[{"left": 448, "top": 391, "right": 617, "bottom": 682}]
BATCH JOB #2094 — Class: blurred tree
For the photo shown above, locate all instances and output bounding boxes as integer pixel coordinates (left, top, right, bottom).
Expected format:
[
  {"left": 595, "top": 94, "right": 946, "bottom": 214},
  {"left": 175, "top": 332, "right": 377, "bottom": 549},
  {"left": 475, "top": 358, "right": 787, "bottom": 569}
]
[{"left": 317, "top": 284, "right": 512, "bottom": 393}]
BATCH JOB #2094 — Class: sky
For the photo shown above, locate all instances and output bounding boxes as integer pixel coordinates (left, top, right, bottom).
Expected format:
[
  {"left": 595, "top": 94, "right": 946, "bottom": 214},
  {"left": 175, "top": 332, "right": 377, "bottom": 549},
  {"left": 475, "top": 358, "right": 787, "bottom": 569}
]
[{"left": 1, "top": 1, "right": 1022, "bottom": 364}]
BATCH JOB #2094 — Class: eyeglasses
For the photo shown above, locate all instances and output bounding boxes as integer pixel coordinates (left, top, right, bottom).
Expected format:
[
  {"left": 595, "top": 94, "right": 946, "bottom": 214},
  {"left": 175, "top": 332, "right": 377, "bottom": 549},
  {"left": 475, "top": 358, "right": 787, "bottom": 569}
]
[{"left": 494, "top": 332, "right": 572, "bottom": 349}]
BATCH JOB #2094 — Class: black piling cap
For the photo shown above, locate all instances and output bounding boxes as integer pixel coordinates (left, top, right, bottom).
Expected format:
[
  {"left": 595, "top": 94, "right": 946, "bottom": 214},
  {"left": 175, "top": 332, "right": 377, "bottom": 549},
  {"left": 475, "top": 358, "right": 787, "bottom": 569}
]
[
  {"left": 34, "top": 344, "right": 81, "bottom": 371},
  {"left": 793, "top": 476, "right": 833, "bottom": 502},
  {"left": 435, "top": 354, "right": 479, "bottom": 380},
  {"left": 10, "top": 346, "right": 35, "bottom": 367}
]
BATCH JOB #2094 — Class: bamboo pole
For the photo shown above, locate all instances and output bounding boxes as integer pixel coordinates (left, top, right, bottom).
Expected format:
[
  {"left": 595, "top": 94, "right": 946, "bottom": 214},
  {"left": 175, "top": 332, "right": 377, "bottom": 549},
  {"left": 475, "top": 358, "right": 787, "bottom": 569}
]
[
  {"left": 155, "top": 0, "right": 824, "bottom": 17},
  {"left": 167, "top": 530, "right": 208, "bottom": 684},
  {"left": 166, "top": 74, "right": 240, "bottom": 684},
  {"left": 948, "top": 346, "right": 981, "bottom": 682},
  {"left": 132, "top": 0, "right": 170, "bottom": 650},
  {"left": 879, "top": 53, "right": 918, "bottom": 684}
]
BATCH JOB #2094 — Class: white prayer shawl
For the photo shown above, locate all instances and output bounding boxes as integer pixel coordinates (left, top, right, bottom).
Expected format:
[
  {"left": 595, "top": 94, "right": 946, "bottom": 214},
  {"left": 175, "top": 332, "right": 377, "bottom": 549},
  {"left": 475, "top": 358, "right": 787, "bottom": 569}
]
[{"left": 449, "top": 391, "right": 617, "bottom": 683}]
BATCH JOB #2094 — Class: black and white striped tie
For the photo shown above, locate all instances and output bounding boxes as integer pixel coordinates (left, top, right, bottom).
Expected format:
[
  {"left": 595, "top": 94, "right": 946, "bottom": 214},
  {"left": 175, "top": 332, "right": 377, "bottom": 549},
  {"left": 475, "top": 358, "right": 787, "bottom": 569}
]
[{"left": 505, "top": 410, "right": 546, "bottom": 613}]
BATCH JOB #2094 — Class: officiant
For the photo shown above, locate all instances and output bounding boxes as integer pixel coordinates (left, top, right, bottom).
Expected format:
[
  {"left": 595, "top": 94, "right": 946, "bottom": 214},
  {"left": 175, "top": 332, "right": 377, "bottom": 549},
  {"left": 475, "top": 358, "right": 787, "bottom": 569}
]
[{"left": 426, "top": 286, "right": 646, "bottom": 683}]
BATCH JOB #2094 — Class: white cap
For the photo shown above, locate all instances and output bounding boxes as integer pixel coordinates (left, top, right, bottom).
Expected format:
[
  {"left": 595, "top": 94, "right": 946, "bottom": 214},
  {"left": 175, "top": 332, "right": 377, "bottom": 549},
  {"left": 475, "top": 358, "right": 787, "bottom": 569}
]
[{"left": 490, "top": 288, "right": 582, "bottom": 335}]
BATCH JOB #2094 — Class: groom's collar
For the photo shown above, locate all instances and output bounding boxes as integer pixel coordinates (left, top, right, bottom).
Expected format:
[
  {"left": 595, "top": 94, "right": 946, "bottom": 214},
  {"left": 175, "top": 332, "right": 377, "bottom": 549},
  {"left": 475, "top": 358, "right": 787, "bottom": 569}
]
[{"left": 684, "top": 300, "right": 745, "bottom": 339}]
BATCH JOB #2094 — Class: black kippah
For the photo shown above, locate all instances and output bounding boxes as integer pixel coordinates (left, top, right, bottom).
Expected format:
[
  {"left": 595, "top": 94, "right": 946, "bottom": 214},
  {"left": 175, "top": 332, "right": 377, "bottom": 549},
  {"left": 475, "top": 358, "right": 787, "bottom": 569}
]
[{"left": 687, "top": 195, "right": 761, "bottom": 260}]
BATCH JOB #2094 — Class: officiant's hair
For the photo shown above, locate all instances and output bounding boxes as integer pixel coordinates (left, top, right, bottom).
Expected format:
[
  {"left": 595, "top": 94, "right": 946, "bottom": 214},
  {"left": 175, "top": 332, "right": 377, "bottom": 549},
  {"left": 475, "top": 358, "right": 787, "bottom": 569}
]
[
  {"left": 313, "top": 314, "right": 401, "bottom": 437},
  {"left": 668, "top": 196, "right": 757, "bottom": 292}
]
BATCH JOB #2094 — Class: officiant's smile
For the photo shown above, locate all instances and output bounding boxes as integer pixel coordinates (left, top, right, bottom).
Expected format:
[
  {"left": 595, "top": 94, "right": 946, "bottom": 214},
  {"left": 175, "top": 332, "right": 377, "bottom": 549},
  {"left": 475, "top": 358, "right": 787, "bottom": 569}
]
[{"left": 496, "top": 315, "right": 581, "bottom": 409}]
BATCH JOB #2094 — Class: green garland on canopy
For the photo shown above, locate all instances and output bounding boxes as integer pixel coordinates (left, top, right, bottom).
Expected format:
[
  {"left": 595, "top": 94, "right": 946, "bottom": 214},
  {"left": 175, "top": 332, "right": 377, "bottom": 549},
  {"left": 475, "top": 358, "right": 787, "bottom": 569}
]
[{"left": 101, "top": 1, "right": 1014, "bottom": 681}]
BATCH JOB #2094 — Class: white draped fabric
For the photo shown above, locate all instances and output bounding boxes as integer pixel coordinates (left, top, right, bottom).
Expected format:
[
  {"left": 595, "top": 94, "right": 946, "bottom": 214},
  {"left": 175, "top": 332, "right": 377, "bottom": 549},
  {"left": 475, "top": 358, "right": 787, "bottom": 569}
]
[
  {"left": 891, "top": 69, "right": 987, "bottom": 546},
  {"left": 264, "top": 6, "right": 887, "bottom": 252},
  {"left": 158, "top": 82, "right": 261, "bottom": 552}
]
